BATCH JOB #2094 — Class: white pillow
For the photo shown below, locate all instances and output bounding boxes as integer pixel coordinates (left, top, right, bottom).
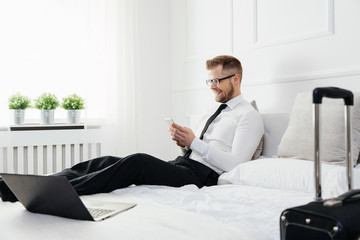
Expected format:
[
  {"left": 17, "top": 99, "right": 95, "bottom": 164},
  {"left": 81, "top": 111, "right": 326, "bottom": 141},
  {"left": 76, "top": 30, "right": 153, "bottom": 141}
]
[
  {"left": 277, "top": 91, "right": 360, "bottom": 166},
  {"left": 250, "top": 100, "right": 264, "bottom": 159},
  {"left": 218, "top": 157, "right": 360, "bottom": 197}
]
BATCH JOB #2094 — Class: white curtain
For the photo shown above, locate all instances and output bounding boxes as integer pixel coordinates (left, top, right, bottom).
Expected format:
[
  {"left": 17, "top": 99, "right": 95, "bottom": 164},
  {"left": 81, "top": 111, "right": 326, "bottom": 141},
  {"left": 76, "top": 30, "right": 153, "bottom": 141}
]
[
  {"left": 113, "top": 0, "right": 138, "bottom": 156},
  {"left": 91, "top": 0, "right": 139, "bottom": 156}
]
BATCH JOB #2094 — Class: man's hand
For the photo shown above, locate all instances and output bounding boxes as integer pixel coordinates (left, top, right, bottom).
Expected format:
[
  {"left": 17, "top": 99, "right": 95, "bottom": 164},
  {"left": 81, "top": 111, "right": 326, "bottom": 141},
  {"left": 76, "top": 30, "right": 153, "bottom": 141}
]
[{"left": 169, "top": 123, "right": 195, "bottom": 148}]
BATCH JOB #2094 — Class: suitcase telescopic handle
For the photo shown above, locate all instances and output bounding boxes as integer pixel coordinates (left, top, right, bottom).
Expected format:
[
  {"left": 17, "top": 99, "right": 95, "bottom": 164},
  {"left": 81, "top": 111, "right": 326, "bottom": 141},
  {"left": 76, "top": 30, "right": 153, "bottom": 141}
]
[
  {"left": 312, "top": 87, "right": 354, "bottom": 202},
  {"left": 313, "top": 87, "right": 354, "bottom": 105}
]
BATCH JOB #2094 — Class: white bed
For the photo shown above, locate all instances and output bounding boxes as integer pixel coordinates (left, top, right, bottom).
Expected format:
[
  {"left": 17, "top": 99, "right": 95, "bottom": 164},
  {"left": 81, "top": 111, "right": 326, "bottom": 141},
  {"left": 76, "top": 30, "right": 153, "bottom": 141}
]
[{"left": 1, "top": 112, "right": 359, "bottom": 240}]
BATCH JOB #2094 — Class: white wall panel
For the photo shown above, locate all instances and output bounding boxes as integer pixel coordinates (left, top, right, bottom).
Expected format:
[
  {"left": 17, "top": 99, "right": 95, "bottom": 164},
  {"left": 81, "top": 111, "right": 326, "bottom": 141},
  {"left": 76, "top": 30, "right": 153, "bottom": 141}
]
[
  {"left": 243, "top": 75, "right": 360, "bottom": 114},
  {"left": 186, "top": 0, "right": 233, "bottom": 60},
  {"left": 232, "top": 0, "right": 360, "bottom": 87},
  {"left": 169, "top": 0, "right": 360, "bottom": 149},
  {"left": 254, "top": 0, "right": 333, "bottom": 47}
]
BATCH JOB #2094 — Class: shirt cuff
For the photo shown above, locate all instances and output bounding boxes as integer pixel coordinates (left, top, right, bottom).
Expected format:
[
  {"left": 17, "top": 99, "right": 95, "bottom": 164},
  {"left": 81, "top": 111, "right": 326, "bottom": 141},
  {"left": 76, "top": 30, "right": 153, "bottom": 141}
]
[{"left": 190, "top": 138, "right": 208, "bottom": 157}]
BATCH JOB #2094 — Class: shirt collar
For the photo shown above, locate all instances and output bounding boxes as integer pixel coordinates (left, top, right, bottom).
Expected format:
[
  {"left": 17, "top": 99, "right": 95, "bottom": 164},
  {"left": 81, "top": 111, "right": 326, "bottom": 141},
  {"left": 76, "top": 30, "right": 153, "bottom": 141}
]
[{"left": 225, "top": 95, "right": 244, "bottom": 110}]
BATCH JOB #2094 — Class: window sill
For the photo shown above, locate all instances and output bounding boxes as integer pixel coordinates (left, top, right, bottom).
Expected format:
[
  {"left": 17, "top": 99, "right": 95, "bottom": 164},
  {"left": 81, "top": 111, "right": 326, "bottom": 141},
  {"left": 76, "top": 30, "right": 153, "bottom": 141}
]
[{"left": 0, "top": 123, "right": 101, "bottom": 132}]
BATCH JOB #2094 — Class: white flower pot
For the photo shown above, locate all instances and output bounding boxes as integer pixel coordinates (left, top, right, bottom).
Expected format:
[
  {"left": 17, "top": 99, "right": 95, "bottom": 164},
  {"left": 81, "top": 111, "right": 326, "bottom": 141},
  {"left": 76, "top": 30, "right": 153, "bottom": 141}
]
[
  {"left": 40, "top": 110, "right": 55, "bottom": 125},
  {"left": 67, "top": 110, "right": 81, "bottom": 124},
  {"left": 12, "top": 109, "right": 25, "bottom": 125}
]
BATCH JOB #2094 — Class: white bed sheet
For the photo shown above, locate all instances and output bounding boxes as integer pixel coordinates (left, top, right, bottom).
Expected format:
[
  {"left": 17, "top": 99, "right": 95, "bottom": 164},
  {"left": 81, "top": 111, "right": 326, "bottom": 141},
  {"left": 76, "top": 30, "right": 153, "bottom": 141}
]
[
  {"left": 113, "top": 184, "right": 314, "bottom": 240},
  {"left": 0, "top": 183, "right": 313, "bottom": 240},
  {"left": 0, "top": 189, "right": 259, "bottom": 240}
]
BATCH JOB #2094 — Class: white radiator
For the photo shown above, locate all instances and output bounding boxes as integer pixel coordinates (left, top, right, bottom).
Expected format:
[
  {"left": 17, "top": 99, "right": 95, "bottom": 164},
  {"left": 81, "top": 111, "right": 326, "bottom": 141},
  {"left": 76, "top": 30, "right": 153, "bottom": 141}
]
[{"left": 0, "top": 126, "right": 102, "bottom": 175}]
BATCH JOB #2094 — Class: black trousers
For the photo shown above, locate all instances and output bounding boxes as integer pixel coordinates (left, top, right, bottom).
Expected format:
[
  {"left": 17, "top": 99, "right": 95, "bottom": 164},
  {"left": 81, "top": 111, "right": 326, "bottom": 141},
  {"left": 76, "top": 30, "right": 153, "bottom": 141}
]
[
  {"left": 0, "top": 154, "right": 219, "bottom": 202},
  {"left": 51, "top": 154, "right": 219, "bottom": 196}
]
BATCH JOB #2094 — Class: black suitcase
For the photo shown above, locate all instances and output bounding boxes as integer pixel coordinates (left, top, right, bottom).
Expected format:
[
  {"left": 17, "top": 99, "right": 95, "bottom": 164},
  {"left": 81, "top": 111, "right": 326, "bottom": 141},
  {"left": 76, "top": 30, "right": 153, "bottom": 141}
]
[{"left": 280, "top": 87, "right": 360, "bottom": 240}]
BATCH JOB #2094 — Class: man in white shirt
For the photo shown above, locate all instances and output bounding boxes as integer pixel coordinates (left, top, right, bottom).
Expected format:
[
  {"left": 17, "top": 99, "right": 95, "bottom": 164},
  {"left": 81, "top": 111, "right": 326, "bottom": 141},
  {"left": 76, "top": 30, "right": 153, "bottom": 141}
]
[
  {"left": 0, "top": 55, "right": 264, "bottom": 202},
  {"left": 170, "top": 55, "right": 264, "bottom": 174}
]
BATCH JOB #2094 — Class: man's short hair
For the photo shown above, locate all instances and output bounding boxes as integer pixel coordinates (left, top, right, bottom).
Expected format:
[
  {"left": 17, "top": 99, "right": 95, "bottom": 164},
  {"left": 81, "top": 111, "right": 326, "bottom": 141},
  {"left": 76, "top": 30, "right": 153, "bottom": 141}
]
[{"left": 206, "top": 55, "right": 242, "bottom": 80}]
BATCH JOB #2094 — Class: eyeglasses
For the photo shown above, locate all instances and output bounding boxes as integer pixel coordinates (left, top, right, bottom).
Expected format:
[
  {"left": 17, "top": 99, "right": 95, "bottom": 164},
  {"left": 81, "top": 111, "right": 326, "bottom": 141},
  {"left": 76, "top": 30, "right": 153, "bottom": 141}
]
[{"left": 206, "top": 74, "right": 235, "bottom": 86}]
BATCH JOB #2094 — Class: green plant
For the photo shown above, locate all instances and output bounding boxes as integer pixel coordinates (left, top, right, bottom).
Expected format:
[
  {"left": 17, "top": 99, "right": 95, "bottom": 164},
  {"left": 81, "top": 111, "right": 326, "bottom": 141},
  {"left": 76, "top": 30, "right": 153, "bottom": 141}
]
[
  {"left": 34, "top": 93, "right": 60, "bottom": 110},
  {"left": 8, "top": 93, "right": 31, "bottom": 109},
  {"left": 61, "top": 94, "right": 85, "bottom": 110}
]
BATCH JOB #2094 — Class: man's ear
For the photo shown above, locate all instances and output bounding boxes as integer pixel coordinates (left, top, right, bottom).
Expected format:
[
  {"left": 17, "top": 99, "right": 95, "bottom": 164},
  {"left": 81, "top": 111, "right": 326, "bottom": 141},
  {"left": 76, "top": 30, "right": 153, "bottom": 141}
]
[{"left": 234, "top": 73, "right": 241, "bottom": 85}]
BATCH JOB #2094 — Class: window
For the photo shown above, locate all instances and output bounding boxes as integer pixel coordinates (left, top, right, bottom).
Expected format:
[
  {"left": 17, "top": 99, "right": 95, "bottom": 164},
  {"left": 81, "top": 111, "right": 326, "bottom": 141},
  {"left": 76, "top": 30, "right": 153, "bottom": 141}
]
[{"left": 0, "top": 0, "right": 114, "bottom": 125}]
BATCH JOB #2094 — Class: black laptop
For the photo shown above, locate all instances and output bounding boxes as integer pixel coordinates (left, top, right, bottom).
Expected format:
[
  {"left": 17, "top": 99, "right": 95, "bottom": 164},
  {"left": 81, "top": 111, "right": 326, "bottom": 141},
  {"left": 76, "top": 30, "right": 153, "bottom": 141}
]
[{"left": 1, "top": 173, "right": 136, "bottom": 221}]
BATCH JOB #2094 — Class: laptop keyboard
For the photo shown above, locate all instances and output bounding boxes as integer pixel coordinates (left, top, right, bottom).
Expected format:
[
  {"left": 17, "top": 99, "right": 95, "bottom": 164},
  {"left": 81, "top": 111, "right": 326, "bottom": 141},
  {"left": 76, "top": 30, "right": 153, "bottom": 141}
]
[{"left": 87, "top": 208, "right": 115, "bottom": 219}]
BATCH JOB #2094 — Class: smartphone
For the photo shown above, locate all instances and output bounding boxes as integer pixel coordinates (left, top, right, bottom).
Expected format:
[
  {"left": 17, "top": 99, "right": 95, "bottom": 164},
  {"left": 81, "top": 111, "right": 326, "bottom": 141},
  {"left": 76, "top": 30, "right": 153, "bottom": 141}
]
[{"left": 164, "top": 118, "right": 174, "bottom": 127}]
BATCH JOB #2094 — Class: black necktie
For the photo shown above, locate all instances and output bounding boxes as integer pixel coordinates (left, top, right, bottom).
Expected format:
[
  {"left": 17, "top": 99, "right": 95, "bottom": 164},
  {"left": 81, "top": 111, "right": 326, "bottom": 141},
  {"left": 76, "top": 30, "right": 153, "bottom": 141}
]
[{"left": 184, "top": 104, "right": 227, "bottom": 158}]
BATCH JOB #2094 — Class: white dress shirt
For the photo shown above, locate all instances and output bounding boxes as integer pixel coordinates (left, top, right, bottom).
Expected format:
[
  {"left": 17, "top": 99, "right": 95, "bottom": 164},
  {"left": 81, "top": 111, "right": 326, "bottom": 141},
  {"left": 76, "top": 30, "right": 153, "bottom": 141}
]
[{"left": 188, "top": 95, "right": 264, "bottom": 174}]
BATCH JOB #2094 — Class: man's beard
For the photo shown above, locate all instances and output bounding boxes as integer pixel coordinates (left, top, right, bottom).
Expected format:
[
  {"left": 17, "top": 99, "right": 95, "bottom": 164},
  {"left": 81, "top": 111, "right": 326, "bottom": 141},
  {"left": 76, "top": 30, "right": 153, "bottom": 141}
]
[{"left": 216, "top": 84, "right": 234, "bottom": 103}]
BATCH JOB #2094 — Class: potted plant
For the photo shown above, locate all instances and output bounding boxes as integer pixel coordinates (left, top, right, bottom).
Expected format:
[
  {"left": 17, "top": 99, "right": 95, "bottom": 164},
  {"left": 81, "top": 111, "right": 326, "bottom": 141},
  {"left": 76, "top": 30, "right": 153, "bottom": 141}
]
[
  {"left": 8, "top": 93, "right": 31, "bottom": 125},
  {"left": 33, "top": 93, "right": 59, "bottom": 125},
  {"left": 61, "top": 94, "right": 85, "bottom": 124}
]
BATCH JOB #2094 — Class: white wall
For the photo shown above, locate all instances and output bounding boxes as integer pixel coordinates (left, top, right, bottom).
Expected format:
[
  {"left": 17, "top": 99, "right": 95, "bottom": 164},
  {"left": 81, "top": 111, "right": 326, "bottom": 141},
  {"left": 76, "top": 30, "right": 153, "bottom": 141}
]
[{"left": 167, "top": 0, "right": 360, "bottom": 156}]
